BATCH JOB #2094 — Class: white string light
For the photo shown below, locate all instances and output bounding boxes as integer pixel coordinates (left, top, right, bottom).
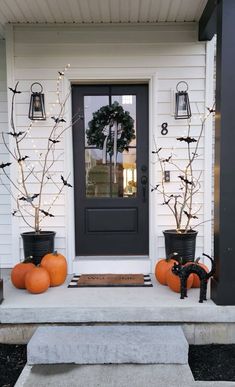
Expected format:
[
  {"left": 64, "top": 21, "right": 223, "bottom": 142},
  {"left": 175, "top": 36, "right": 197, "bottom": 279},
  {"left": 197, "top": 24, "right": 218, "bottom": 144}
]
[{"left": 21, "top": 64, "right": 71, "bottom": 209}]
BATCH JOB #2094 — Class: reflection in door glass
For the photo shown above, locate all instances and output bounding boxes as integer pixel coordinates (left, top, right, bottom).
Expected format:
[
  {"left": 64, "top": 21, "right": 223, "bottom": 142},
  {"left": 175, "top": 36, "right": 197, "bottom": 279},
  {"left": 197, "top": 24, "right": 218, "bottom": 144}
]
[
  {"left": 84, "top": 95, "right": 109, "bottom": 146},
  {"left": 114, "top": 149, "right": 137, "bottom": 197},
  {"left": 85, "top": 95, "right": 137, "bottom": 198},
  {"left": 85, "top": 149, "right": 111, "bottom": 197},
  {"left": 112, "top": 95, "right": 137, "bottom": 146},
  {"left": 85, "top": 149, "right": 137, "bottom": 198}
]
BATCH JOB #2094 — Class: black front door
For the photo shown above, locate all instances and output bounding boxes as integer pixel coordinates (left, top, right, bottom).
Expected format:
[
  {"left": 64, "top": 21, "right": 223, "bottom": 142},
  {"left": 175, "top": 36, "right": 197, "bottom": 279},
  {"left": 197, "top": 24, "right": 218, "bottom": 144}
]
[{"left": 72, "top": 84, "right": 149, "bottom": 256}]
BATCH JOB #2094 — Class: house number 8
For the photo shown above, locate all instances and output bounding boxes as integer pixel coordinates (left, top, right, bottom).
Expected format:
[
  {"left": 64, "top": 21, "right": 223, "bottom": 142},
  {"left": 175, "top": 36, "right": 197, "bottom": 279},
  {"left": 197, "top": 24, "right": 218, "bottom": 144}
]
[{"left": 161, "top": 122, "right": 168, "bottom": 135}]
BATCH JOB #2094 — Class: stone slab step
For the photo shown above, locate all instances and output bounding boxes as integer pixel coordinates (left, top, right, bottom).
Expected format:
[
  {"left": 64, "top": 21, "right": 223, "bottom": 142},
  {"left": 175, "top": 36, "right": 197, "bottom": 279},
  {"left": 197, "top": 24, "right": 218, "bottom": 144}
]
[
  {"left": 27, "top": 325, "right": 188, "bottom": 365},
  {"left": 16, "top": 364, "right": 195, "bottom": 387}
]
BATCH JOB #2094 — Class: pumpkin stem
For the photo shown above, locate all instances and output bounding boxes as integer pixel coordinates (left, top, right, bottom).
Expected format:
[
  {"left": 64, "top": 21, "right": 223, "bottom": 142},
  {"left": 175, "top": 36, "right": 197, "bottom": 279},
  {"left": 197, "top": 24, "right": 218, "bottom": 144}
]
[
  {"left": 195, "top": 257, "right": 201, "bottom": 264},
  {"left": 166, "top": 252, "right": 178, "bottom": 262},
  {"left": 23, "top": 256, "right": 34, "bottom": 264},
  {"left": 53, "top": 251, "right": 58, "bottom": 256}
]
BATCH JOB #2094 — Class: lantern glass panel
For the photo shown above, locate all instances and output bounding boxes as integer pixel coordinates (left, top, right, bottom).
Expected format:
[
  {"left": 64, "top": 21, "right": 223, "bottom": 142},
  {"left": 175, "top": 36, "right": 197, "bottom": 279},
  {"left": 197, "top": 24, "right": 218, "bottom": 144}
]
[
  {"left": 175, "top": 91, "right": 191, "bottom": 120},
  {"left": 29, "top": 92, "right": 46, "bottom": 120}
]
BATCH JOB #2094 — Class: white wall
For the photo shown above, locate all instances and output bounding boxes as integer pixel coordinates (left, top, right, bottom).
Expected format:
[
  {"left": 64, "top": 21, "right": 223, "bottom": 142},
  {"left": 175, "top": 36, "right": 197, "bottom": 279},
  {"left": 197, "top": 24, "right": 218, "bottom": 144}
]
[
  {"left": 0, "top": 39, "right": 12, "bottom": 267},
  {"left": 4, "top": 23, "right": 213, "bottom": 270}
]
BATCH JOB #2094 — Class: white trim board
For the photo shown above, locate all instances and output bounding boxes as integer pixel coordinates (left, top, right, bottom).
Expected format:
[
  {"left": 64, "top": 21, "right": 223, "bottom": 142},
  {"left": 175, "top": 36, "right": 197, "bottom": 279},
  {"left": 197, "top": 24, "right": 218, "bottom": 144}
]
[
  {"left": 63, "top": 69, "right": 158, "bottom": 274},
  {"left": 203, "top": 37, "right": 215, "bottom": 268},
  {"left": 5, "top": 24, "right": 20, "bottom": 267}
]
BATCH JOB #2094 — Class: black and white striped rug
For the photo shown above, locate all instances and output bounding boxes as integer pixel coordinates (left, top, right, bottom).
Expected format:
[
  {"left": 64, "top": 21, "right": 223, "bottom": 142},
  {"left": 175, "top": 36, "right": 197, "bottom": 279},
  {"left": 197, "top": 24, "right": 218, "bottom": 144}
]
[{"left": 68, "top": 274, "right": 153, "bottom": 288}]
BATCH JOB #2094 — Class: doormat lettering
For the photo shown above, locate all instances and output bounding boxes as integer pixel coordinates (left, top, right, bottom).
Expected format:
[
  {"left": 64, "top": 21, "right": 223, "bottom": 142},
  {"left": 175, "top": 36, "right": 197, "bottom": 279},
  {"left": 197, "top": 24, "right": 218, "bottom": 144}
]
[{"left": 68, "top": 274, "right": 152, "bottom": 287}]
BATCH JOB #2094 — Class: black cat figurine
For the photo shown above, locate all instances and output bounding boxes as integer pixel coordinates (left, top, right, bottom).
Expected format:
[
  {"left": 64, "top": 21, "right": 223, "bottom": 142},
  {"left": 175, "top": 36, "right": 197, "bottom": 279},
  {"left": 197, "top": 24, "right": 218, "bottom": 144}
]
[{"left": 171, "top": 253, "right": 215, "bottom": 303}]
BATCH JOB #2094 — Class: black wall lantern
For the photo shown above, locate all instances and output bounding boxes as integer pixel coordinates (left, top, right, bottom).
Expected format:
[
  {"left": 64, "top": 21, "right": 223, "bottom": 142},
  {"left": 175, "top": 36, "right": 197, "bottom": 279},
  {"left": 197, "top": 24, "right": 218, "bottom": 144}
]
[
  {"left": 175, "top": 81, "right": 191, "bottom": 120},
  {"left": 28, "top": 82, "right": 46, "bottom": 120}
]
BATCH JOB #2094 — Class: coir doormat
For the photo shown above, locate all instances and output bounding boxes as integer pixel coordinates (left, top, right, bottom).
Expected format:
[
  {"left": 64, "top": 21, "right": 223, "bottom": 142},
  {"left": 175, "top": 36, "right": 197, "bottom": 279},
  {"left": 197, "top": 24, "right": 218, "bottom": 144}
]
[{"left": 68, "top": 274, "right": 152, "bottom": 287}]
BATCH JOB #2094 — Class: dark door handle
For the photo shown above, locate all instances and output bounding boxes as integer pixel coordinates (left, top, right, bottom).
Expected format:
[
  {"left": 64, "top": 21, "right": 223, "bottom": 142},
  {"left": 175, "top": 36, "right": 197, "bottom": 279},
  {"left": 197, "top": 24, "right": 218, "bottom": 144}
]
[{"left": 141, "top": 175, "right": 148, "bottom": 202}]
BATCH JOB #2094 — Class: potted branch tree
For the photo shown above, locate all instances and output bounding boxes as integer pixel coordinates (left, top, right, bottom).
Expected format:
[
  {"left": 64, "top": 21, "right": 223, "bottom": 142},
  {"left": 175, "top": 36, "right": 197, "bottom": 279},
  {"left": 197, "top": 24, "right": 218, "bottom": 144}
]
[
  {"left": 0, "top": 66, "right": 80, "bottom": 265},
  {"left": 152, "top": 106, "right": 214, "bottom": 264}
]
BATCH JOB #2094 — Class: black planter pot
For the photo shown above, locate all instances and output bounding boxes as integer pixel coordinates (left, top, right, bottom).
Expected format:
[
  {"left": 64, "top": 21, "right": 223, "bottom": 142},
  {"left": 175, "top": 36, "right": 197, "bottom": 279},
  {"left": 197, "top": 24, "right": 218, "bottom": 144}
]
[
  {"left": 21, "top": 231, "right": 56, "bottom": 265},
  {"left": 163, "top": 229, "right": 198, "bottom": 264}
]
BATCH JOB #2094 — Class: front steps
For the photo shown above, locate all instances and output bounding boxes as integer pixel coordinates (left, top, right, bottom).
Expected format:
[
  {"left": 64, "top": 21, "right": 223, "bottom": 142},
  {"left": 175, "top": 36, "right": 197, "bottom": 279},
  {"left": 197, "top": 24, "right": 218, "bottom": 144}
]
[
  {"left": 27, "top": 325, "right": 188, "bottom": 365},
  {"left": 16, "top": 325, "right": 235, "bottom": 386},
  {"left": 22, "top": 325, "right": 193, "bottom": 386}
]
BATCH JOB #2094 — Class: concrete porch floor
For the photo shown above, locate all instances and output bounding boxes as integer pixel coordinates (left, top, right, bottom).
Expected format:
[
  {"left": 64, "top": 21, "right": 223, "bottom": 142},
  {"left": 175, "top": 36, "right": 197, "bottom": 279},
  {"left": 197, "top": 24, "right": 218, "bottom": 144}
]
[{"left": 1, "top": 270, "right": 235, "bottom": 326}]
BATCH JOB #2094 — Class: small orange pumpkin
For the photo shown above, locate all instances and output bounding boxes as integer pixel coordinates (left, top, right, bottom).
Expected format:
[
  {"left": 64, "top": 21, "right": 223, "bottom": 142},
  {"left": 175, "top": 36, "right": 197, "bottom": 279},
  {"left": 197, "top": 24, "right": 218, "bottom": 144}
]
[
  {"left": 25, "top": 267, "right": 50, "bottom": 294},
  {"left": 166, "top": 267, "right": 194, "bottom": 293},
  {"left": 155, "top": 256, "right": 178, "bottom": 285},
  {"left": 11, "top": 258, "right": 35, "bottom": 289},
  {"left": 41, "top": 251, "right": 67, "bottom": 287}
]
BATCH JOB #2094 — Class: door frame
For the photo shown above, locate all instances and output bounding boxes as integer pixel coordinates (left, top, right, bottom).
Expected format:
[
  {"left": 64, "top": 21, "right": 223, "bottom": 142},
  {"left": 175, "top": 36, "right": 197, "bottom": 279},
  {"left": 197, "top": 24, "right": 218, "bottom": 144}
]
[
  {"left": 62, "top": 68, "right": 158, "bottom": 274},
  {"left": 72, "top": 83, "right": 149, "bottom": 256}
]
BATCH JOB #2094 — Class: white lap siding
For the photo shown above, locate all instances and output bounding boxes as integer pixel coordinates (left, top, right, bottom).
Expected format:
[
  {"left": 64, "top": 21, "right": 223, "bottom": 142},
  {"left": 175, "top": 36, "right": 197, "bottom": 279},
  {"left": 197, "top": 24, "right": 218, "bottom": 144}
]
[{"left": 5, "top": 23, "right": 212, "bottom": 269}]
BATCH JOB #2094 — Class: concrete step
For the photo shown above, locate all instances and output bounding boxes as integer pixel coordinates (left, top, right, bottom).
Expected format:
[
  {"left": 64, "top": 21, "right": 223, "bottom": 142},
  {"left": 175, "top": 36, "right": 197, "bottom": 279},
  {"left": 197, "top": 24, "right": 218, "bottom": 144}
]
[
  {"left": 27, "top": 325, "right": 188, "bottom": 365},
  {"left": 16, "top": 364, "right": 195, "bottom": 387}
]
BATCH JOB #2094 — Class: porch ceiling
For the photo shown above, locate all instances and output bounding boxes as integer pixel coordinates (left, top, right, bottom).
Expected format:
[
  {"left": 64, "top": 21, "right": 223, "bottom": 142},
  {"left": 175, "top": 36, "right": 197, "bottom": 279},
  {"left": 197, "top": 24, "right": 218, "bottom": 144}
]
[{"left": 0, "top": 0, "right": 208, "bottom": 39}]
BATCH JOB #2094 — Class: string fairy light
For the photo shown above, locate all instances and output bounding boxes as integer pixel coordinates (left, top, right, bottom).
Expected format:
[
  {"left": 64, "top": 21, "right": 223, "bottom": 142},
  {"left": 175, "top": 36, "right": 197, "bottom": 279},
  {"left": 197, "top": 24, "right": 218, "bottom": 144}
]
[
  {"left": 10, "top": 63, "right": 71, "bottom": 220},
  {"left": 26, "top": 64, "right": 69, "bottom": 157},
  {"left": 24, "top": 64, "right": 71, "bottom": 210}
]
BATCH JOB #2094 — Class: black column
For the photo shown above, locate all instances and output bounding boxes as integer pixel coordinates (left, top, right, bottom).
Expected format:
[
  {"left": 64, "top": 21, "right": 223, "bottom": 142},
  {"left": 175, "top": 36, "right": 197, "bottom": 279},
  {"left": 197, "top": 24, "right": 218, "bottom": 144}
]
[{"left": 211, "top": 0, "right": 235, "bottom": 305}]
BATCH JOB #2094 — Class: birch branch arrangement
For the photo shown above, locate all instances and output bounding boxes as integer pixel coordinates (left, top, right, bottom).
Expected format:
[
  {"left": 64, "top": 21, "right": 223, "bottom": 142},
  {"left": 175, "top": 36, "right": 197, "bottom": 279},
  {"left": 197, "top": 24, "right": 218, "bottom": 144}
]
[
  {"left": 152, "top": 105, "right": 215, "bottom": 233},
  {"left": 0, "top": 67, "right": 82, "bottom": 233}
]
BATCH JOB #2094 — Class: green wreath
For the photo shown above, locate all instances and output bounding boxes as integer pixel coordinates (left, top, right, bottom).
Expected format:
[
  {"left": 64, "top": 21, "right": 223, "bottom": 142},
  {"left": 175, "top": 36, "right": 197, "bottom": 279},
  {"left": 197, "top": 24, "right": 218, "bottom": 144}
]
[{"left": 86, "top": 101, "right": 135, "bottom": 155}]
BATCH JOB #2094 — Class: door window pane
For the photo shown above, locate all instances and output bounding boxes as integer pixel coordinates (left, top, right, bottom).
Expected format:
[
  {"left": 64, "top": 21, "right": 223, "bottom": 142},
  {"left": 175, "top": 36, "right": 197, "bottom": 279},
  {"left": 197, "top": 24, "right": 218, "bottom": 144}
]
[
  {"left": 85, "top": 94, "right": 137, "bottom": 198},
  {"left": 86, "top": 149, "right": 111, "bottom": 197},
  {"left": 84, "top": 95, "right": 109, "bottom": 146},
  {"left": 112, "top": 95, "right": 136, "bottom": 146},
  {"left": 112, "top": 149, "right": 137, "bottom": 198}
]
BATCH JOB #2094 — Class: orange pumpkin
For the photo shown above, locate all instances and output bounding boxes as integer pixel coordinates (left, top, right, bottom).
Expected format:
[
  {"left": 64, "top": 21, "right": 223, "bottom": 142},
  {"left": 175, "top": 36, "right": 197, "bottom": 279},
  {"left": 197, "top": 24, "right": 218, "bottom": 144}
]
[
  {"left": 166, "top": 267, "right": 194, "bottom": 293},
  {"left": 155, "top": 257, "right": 178, "bottom": 285},
  {"left": 25, "top": 267, "right": 50, "bottom": 294},
  {"left": 11, "top": 258, "right": 35, "bottom": 289},
  {"left": 41, "top": 251, "right": 67, "bottom": 287},
  {"left": 184, "top": 259, "right": 209, "bottom": 288},
  {"left": 192, "top": 263, "right": 209, "bottom": 288}
]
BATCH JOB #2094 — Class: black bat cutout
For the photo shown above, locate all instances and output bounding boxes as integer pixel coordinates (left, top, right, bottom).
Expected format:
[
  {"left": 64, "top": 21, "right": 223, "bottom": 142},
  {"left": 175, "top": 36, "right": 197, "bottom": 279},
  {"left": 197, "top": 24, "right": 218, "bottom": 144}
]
[
  {"left": 18, "top": 156, "right": 29, "bottom": 162},
  {"left": 49, "top": 138, "right": 60, "bottom": 144},
  {"left": 61, "top": 175, "right": 72, "bottom": 187},
  {"left": 8, "top": 131, "right": 25, "bottom": 138},
  {"left": 162, "top": 156, "right": 172, "bottom": 163},
  {"left": 152, "top": 148, "right": 162, "bottom": 154},
  {"left": 58, "top": 71, "right": 64, "bottom": 76},
  {"left": 162, "top": 198, "right": 172, "bottom": 205},
  {"left": 9, "top": 86, "right": 22, "bottom": 94},
  {"left": 12, "top": 210, "right": 18, "bottom": 216},
  {"left": 207, "top": 107, "right": 215, "bottom": 113},
  {"left": 184, "top": 211, "right": 198, "bottom": 219},
  {"left": 173, "top": 195, "right": 182, "bottom": 199},
  {"left": 31, "top": 194, "right": 39, "bottom": 200},
  {"left": 19, "top": 194, "right": 39, "bottom": 202},
  {"left": 40, "top": 209, "right": 54, "bottom": 217},
  {"left": 51, "top": 116, "right": 66, "bottom": 124},
  {"left": 178, "top": 175, "right": 193, "bottom": 185},
  {"left": 0, "top": 162, "right": 12, "bottom": 169},
  {"left": 151, "top": 184, "right": 160, "bottom": 192},
  {"left": 177, "top": 137, "right": 197, "bottom": 144}
]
